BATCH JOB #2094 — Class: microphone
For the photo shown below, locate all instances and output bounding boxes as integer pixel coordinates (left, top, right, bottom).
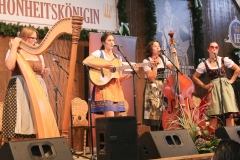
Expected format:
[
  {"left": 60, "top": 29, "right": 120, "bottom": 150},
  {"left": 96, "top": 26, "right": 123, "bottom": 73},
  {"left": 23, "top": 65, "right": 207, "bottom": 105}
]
[
  {"left": 213, "top": 51, "right": 221, "bottom": 76},
  {"left": 213, "top": 51, "right": 218, "bottom": 59},
  {"left": 213, "top": 51, "right": 218, "bottom": 56},
  {"left": 52, "top": 58, "right": 60, "bottom": 63},
  {"left": 158, "top": 49, "right": 166, "bottom": 55},
  {"left": 112, "top": 44, "right": 122, "bottom": 47}
]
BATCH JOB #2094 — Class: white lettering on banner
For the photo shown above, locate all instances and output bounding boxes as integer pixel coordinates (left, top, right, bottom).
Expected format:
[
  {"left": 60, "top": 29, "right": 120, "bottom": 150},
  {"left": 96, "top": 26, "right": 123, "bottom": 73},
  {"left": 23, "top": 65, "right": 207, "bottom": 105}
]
[
  {"left": 0, "top": 1, "right": 99, "bottom": 22},
  {"left": 234, "top": 34, "right": 240, "bottom": 43},
  {"left": 0, "top": 0, "right": 118, "bottom": 31}
]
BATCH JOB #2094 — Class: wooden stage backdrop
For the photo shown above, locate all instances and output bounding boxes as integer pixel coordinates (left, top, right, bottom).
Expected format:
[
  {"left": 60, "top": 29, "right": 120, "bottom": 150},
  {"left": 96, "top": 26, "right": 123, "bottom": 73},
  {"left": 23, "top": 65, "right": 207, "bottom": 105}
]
[{"left": 0, "top": 0, "right": 240, "bottom": 154}]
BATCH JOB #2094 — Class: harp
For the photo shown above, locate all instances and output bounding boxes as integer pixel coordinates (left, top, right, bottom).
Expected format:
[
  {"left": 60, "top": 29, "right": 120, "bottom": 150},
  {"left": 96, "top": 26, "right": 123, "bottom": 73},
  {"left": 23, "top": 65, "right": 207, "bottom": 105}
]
[{"left": 16, "top": 16, "right": 83, "bottom": 139}]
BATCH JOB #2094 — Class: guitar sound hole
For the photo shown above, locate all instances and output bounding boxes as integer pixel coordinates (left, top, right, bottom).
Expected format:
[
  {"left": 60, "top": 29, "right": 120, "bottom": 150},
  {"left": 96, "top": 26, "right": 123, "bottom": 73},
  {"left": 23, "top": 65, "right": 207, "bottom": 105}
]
[{"left": 111, "top": 67, "right": 116, "bottom": 72}]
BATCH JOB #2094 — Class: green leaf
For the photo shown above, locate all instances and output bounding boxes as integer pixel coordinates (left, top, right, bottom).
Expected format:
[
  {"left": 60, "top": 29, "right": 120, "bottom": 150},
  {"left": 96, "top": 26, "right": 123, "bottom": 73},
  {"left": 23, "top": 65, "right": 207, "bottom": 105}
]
[
  {"left": 212, "top": 139, "right": 221, "bottom": 146},
  {"left": 199, "top": 147, "right": 214, "bottom": 153}
]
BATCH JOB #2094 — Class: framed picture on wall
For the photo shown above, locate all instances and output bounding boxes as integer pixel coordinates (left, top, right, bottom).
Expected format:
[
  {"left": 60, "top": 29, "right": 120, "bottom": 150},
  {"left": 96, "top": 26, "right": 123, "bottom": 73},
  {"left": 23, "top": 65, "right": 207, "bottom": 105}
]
[{"left": 155, "top": 0, "right": 195, "bottom": 77}]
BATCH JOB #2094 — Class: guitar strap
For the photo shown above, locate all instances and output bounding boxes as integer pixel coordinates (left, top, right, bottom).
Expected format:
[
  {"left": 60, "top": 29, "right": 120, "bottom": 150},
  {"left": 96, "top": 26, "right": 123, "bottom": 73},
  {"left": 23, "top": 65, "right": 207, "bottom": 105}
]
[{"left": 100, "top": 50, "right": 121, "bottom": 59}]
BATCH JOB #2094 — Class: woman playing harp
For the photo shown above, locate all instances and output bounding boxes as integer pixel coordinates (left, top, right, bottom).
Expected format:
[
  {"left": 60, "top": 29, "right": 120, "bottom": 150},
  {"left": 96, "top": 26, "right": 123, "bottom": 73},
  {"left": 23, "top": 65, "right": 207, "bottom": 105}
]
[
  {"left": 2, "top": 16, "right": 83, "bottom": 141},
  {"left": 2, "top": 27, "right": 50, "bottom": 140}
]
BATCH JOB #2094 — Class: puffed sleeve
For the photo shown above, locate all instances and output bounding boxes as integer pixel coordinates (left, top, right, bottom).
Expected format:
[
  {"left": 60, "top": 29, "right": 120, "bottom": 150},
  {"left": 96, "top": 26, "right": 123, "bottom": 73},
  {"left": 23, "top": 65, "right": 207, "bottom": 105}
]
[
  {"left": 195, "top": 62, "right": 206, "bottom": 74},
  {"left": 91, "top": 50, "right": 101, "bottom": 58},
  {"left": 5, "top": 49, "right": 10, "bottom": 61},
  {"left": 223, "top": 57, "right": 234, "bottom": 68},
  {"left": 40, "top": 55, "right": 45, "bottom": 68},
  {"left": 143, "top": 58, "right": 151, "bottom": 72},
  {"left": 163, "top": 55, "right": 171, "bottom": 66}
]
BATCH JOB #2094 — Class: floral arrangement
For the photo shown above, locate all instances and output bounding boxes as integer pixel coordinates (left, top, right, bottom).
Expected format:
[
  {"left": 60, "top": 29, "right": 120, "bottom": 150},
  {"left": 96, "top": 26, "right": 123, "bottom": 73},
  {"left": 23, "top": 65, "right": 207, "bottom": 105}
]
[
  {"left": 194, "top": 125, "right": 221, "bottom": 153},
  {"left": 166, "top": 92, "right": 221, "bottom": 153}
]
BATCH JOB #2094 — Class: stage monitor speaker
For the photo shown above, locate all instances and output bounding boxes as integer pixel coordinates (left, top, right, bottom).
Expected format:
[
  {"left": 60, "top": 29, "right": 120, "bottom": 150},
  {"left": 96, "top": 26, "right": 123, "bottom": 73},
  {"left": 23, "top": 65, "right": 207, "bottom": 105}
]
[
  {"left": 96, "top": 116, "right": 138, "bottom": 160},
  {"left": 139, "top": 129, "right": 199, "bottom": 160},
  {"left": 215, "top": 126, "right": 240, "bottom": 143},
  {"left": 0, "top": 137, "right": 73, "bottom": 160}
]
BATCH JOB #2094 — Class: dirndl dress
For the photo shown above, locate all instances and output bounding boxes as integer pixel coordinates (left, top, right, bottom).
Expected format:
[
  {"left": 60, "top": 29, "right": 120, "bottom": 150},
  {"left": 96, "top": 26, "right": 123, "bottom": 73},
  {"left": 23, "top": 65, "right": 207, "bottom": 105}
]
[
  {"left": 203, "top": 58, "right": 239, "bottom": 116},
  {"left": 2, "top": 57, "right": 48, "bottom": 138},
  {"left": 90, "top": 51, "right": 125, "bottom": 114},
  {"left": 142, "top": 68, "right": 167, "bottom": 127}
]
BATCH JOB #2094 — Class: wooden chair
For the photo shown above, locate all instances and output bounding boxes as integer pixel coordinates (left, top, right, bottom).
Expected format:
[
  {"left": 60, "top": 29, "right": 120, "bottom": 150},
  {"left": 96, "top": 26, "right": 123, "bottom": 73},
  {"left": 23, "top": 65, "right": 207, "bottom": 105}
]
[
  {"left": 71, "top": 97, "right": 89, "bottom": 155},
  {"left": 71, "top": 98, "right": 130, "bottom": 155}
]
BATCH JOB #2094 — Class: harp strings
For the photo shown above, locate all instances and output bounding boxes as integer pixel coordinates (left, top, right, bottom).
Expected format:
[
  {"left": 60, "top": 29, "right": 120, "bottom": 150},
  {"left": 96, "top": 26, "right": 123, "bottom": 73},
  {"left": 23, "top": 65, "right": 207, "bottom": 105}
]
[{"left": 43, "top": 38, "right": 73, "bottom": 128}]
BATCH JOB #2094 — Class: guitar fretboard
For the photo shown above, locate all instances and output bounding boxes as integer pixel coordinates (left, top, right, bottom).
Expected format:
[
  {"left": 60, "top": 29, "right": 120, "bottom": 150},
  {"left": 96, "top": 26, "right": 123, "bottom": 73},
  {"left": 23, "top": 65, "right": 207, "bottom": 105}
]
[{"left": 116, "top": 62, "right": 151, "bottom": 71}]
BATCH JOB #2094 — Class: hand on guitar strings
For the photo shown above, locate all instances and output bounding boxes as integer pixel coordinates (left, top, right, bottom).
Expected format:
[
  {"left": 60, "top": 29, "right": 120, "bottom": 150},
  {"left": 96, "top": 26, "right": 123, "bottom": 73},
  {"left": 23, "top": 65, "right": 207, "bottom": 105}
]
[{"left": 104, "top": 61, "right": 115, "bottom": 69}]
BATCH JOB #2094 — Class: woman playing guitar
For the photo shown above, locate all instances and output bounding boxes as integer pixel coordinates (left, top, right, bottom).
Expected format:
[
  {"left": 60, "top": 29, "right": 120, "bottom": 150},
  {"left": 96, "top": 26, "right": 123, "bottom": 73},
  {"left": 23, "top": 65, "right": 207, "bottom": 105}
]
[{"left": 83, "top": 32, "right": 139, "bottom": 117}]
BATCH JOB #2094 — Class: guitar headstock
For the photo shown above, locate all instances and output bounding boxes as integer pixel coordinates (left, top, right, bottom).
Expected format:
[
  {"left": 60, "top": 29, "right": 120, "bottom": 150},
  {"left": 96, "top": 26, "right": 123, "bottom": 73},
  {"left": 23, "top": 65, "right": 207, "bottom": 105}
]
[
  {"left": 147, "top": 61, "right": 158, "bottom": 68},
  {"left": 168, "top": 30, "right": 176, "bottom": 46}
]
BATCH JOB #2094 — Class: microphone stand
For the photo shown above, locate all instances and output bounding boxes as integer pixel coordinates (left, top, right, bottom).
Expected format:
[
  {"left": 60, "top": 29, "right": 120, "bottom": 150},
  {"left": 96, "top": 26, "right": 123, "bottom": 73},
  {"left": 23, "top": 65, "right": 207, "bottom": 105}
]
[
  {"left": 83, "top": 64, "right": 97, "bottom": 160},
  {"left": 161, "top": 50, "right": 183, "bottom": 75},
  {"left": 161, "top": 49, "right": 184, "bottom": 130},
  {"left": 161, "top": 50, "right": 183, "bottom": 95},
  {"left": 48, "top": 75, "right": 63, "bottom": 125},
  {"left": 48, "top": 50, "right": 70, "bottom": 61},
  {"left": 214, "top": 54, "right": 225, "bottom": 126},
  {"left": 49, "top": 50, "right": 81, "bottom": 65},
  {"left": 70, "top": 64, "right": 96, "bottom": 160},
  {"left": 54, "top": 61, "right": 77, "bottom": 82},
  {"left": 116, "top": 46, "right": 140, "bottom": 117}
]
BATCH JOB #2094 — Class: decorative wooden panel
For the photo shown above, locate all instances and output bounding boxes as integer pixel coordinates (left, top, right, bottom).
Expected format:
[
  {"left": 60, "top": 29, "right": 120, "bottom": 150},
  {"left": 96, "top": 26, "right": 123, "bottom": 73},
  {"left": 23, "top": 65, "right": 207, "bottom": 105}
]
[
  {"left": 0, "top": 102, "right": 3, "bottom": 131},
  {"left": 71, "top": 97, "right": 88, "bottom": 126},
  {"left": 233, "top": 0, "right": 240, "bottom": 12}
]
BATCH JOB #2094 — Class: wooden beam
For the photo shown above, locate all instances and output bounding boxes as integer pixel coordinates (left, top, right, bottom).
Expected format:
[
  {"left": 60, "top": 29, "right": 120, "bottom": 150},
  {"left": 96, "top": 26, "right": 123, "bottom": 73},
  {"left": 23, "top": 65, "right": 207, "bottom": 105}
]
[
  {"left": 233, "top": 0, "right": 240, "bottom": 12},
  {"left": 152, "top": 153, "right": 213, "bottom": 160}
]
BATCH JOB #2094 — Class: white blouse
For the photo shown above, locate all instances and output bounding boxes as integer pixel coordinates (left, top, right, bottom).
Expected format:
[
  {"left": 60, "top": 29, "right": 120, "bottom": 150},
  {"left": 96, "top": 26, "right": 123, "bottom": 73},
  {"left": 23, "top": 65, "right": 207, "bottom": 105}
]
[
  {"left": 91, "top": 50, "right": 122, "bottom": 62},
  {"left": 196, "top": 56, "right": 234, "bottom": 74},
  {"left": 143, "top": 55, "right": 171, "bottom": 79},
  {"left": 5, "top": 49, "right": 45, "bottom": 68},
  {"left": 143, "top": 55, "right": 170, "bottom": 72}
]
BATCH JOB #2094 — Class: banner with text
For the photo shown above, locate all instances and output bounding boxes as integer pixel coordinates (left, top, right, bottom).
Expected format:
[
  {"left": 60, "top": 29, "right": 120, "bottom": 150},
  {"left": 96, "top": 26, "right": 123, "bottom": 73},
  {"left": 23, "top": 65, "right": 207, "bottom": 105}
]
[{"left": 0, "top": 0, "right": 118, "bottom": 31}]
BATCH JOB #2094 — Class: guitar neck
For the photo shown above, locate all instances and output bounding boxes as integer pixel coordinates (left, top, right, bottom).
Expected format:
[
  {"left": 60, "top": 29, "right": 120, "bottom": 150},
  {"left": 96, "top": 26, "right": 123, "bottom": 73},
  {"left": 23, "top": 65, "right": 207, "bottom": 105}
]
[{"left": 116, "top": 62, "right": 149, "bottom": 71}]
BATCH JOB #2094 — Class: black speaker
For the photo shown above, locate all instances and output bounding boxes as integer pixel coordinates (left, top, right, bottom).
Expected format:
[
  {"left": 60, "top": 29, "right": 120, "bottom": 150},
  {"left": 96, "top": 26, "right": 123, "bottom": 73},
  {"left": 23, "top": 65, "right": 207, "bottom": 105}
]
[
  {"left": 0, "top": 137, "right": 73, "bottom": 160},
  {"left": 138, "top": 129, "right": 199, "bottom": 159},
  {"left": 215, "top": 126, "right": 240, "bottom": 143},
  {"left": 95, "top": 116, "right": 138, "bottom": 160}
]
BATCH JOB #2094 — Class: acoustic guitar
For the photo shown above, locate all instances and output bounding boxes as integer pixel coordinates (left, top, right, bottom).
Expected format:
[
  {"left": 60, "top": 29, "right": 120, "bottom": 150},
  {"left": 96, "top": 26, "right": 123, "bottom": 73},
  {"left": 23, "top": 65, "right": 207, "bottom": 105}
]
[{"left": 88, "top": 58, "right": 151, "bottom": 86}]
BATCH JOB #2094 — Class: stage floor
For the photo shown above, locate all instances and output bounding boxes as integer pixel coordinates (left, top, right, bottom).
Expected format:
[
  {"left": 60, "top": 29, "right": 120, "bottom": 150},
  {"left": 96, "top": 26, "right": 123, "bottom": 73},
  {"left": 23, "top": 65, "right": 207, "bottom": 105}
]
[
  {"left": 72, "top": 152, "right": 214, "bottom": 160},
  {"left": 73, "top": 154, "right": 94, "bottom": 160},
  {"left": 71, "top": 149, "right": 96, "bottom": 160}
]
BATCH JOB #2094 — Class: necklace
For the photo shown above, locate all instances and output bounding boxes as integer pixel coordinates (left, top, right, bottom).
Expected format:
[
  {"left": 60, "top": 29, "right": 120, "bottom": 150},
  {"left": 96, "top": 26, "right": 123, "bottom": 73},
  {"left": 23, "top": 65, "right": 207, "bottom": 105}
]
[{"left": 208, "top": 58, "right": 216, "bottom": 63}]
